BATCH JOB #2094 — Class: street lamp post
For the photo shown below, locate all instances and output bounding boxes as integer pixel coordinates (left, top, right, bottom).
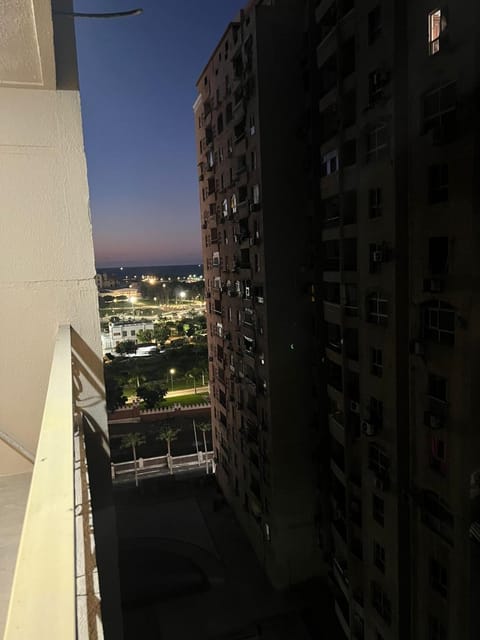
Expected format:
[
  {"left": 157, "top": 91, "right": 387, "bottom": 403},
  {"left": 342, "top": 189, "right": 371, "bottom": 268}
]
[
  {"left": 162, "top": 283, "right": 167, "bottom": 305},
  {"left": 169, "top": 368, "right": 175, "bottom": 391}
]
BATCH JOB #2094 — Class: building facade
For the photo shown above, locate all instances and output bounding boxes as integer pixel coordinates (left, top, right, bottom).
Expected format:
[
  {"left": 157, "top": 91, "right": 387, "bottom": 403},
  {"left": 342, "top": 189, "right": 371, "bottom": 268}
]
[
  {"left": 194, "top": 0, "right": 324, "bottom": 589},
  {"left": 197, "top": 0, "right": 480, "bottom": 638}
]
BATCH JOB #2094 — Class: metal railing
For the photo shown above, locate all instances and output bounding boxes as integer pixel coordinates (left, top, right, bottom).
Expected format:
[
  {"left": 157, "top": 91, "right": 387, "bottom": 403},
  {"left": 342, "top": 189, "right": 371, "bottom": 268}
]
[{"left": 4, "top": 325, "right": 103, "bottom": 639}]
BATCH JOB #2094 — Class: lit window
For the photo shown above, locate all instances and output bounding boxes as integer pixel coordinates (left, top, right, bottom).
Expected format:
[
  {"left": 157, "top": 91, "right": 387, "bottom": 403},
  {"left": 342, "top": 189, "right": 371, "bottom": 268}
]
[
  {"left": 222, "top": 198, "right": 229, "bottom": 217},
  {"left": 428, "top": 9, "right": 446, "bottom": 55},
  {"left": 320, "top": 149, "right": 338, "bottom": 176},
  {"left": 230, "top": 194, "right": 237, "bottom": 213},
  {"left": 252, "top": 184, "right": 260, "bottom": 204}
]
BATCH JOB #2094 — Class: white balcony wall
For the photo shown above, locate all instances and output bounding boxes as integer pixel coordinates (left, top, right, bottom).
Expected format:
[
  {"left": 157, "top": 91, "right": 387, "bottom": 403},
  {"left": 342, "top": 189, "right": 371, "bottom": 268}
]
[{"left": 0, "top": 86, "right": 102, "bottom": 475}]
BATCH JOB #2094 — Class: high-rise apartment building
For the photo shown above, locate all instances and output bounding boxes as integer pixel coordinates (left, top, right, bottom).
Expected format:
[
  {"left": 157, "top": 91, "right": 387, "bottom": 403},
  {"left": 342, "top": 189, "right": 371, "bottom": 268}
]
[
  {"left": 306, "top": 1, "right": 480, "bottom": 639},
  {"left": 194, "top": 0, "right": 324, "bottom": 589}
]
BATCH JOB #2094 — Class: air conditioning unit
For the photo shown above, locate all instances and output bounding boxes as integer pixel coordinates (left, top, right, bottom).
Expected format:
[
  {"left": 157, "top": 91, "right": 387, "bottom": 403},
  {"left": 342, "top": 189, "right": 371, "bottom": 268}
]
[
  {"left": 427, "top": 278, "right": 443, "bottom": 293},
  {"left": 428, "top": 413, "right": 442, "bottom": 429},
  {"left": 350, "top": 400, "right": 360, "bottom": 414},
  {"left": 373, "top": 250, "right": 384, "bottom": 263},
  {"left": 361, "top": 420, "right": 376, "bottom": 436},
  {"left": 412, "top": 340, "right": 425, "bottom": 356}
]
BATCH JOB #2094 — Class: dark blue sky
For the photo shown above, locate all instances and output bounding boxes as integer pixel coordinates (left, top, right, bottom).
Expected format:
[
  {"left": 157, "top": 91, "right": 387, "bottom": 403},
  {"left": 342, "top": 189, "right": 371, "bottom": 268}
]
[{"left": 74, "top": 0, "right": 245, "bottom": 267}]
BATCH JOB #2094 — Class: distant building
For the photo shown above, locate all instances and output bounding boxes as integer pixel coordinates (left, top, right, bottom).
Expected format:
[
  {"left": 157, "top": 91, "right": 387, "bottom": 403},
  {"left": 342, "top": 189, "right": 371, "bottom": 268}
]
[
  {"left": 95, "top": 272, "right": 119, "bottom": 290},
  {"left": 108, "top": 321, "right": 155, "bottom": 348}
]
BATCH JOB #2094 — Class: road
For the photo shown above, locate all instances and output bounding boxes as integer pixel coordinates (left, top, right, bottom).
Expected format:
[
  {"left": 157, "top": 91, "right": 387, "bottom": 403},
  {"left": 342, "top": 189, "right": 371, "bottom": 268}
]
[{"left": 165, "top": 385, "right": 209, "bottom": 398}]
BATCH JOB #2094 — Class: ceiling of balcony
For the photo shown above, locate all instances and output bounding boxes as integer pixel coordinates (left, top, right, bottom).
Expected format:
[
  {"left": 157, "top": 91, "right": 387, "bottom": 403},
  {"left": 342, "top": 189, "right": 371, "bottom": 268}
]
[{"left": 0, "top": 0, "right": 56, "bottom": 89}]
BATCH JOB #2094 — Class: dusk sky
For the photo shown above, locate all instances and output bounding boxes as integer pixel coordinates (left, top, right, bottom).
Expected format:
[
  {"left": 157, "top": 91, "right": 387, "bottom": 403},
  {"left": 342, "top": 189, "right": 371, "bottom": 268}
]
[{"left": 74, "top": 0, "right": 245, "bottom": 267}]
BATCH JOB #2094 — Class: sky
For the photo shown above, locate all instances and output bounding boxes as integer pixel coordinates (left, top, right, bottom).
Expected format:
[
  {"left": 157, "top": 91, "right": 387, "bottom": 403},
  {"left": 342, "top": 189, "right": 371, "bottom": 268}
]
[{"left": 74, "top": 0, "right": 246, "bottom": 267}]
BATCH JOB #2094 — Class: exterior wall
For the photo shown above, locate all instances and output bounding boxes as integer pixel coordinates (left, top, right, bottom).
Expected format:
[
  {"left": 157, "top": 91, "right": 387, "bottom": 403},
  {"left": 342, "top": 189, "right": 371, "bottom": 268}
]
[
  {"left": 195, "top": 0, "right": 323, "bottom": 589},
  {"left": 0, "top": 85, "right": 102, "bottom": 476},
  {"left": 108, "top": 321, "right": 155, "bottom": 346}
]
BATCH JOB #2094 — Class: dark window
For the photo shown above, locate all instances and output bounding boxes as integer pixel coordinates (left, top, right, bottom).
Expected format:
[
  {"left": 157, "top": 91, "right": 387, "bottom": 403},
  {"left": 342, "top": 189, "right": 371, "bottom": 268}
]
[
  {"left": 344, "top": 328, "right": 359, "bottom": 360},
  {"left": 343, "top": 238, "right": 357, "bottom": 271},
  {"left": 369, "top": 443, "right": 389, "bottom": 477},
  {"left": 367, "top": 124, "right": 388, "bottom": 161},
  {"left": 423, "top": 300, "right": 455, "bottom": 345},
  {"left": 429, "top": 558, "right": 448, "bottom": 597},
  {"left": 326, "top": 358, "right": 343, "bottom": 391},
  {"left": 343, "top": 90, "right": 356, "bottom": 127},
  {"left": 217, "top": 114, "right": 224, "bottom": 134},
  {"left": 371, "top": 347, "right": 383, "bottom": 377},
  {"left": 428, "top": 373, "right": 447, "bottom": 402},
  {"left": 369, "top": 188, "right": 382, "bottom": 218},
  {"left": 368, "top": 6, "right": 382, "bottom": 44},
  {"left": 423, "top": 83, "right": 456, "bottom": 140},
  {"left": 369, "top": 69, "right": 390, "bottom": 104},
  {"left": 326, "top": 323, "right": 342, "bottom": 352},
  {"left": 428, "top": 164, "right": 448, "bottom": 203},
  {"left": 226, "top": 102, "right": 233, "bottom": 123},
  {"left": 373, "top": 540, "right": 386, "bottom": 573},
  {"left": 369, "top": 243, "right": 384, "bottom": 273},
  {"left": 373, "top": 494, "right": 384, "bottom": 525},
  {"left": 345, "top": 283, "right": 358, "bottom": 315},
  {"left": 369, "top": 397, "right": 384, "bottom": 429},
  {"left": 343, "top": 190, "right": 357, "bottom": 224},
  {"left": 319, "top": 53, "right": 337, "bottom": 97},
  {"left": 367, "top": 292, "right": 388, "bottom": 325},
  {"left": 341, "top": 37, "right": 355, "bottom": 77},
  {"left": 421, "top": 491, "right": 454, "bottom": 545},
  {"left": 428, "top": 615, "right": 447, "bottom": 640},
  {"left": 324, "top": 281, "right": 341, "bottom": 304},
  {"left": 322, "top": 195, "right": 340, "bottom": 228},
  {"left": 323, "top": 240, "right": 340, "bottom": 271},
  {"left": 429, "top": 237, "right": 449, "bottom": 274},
  {"left": 371, "top": 581, "right": 391, "bottom": 624},
  {"left": 342, "top": 139, "right": 357, "bottom": 167}
]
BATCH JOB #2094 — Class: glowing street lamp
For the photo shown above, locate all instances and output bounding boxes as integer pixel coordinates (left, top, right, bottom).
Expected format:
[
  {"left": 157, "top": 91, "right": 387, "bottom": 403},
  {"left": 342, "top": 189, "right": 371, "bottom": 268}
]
[
  {"left": 129, "top": 296, "right": 136, "bottom": 318},
  {"left": 169, "top": 368, "right": 176, "bottom": 391}
]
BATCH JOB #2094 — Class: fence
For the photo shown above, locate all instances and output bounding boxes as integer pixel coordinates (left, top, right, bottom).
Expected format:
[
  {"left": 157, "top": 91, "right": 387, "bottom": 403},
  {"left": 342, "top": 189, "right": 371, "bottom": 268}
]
[{"left": 111, "top": 450, "right": 215, "bottom": 480}]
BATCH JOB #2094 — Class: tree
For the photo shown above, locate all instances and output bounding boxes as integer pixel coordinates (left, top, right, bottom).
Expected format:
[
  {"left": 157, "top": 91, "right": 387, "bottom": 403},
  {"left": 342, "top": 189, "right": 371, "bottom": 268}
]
[
  {"left": 115, "top": 340, "right": 136, "bottom": 355},
  {"left": 104, "top": 376, "right": 127, "bottom": 413},
  {"left": 196, "top": 422, "right": 212, "bottom": 473},
  {"left": 120, "top": 432, "right": 146, "bottom": 487},
  {"left": 136, "top": 329, "right": 154, "bottom": 343},
  {"left": 136, "top": 382, "right": 167, "bottom": 409},
  {"left": 157, "top": 425, "right": 181, "bottom": 473},
  {"left": 153, "top": 324, "right": 170, "bottom": 343}
]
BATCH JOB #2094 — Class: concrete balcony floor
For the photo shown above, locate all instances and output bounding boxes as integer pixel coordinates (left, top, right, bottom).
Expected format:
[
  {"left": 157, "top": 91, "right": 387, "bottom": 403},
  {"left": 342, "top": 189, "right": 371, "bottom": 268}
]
[{"left": 0, "top": 473, "right": 32, "bottom": 638}]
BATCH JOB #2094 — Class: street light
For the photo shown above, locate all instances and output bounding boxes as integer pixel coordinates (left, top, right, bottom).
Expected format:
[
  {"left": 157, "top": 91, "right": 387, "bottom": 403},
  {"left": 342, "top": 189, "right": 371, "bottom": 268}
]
[
  {"left": 129, "top": 296, "right": 136, "bottom": 318},
  {"left": 169, "top": 368, "right": 176, "bottom": 391},
  {"left": 162, "top": 283, "right": 167, "bottom": 305}
]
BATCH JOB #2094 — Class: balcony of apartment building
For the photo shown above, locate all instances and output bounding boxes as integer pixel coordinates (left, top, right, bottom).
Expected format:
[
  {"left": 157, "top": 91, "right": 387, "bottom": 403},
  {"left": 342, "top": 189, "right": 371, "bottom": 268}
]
[{"left": 0, "top": 5, "right": 121, "bottom": 638}]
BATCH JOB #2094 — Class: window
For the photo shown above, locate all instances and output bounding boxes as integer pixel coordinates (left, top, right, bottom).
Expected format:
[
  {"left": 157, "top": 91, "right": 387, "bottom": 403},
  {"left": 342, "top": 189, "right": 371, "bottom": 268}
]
[
  {"left": 428, "top": 615, "right": 447, "bottom": 640},
  {"left": 428, "top": 373, "right": 447, "bottom": 402},
  {"left": 368, "top": 6, "right": 382, "bottom": 44},
  {"left": 217, "top": 114, "right": 224, "bottom": 134},
  {"left": 369, "top": 188, "right": 382, "bottom": 218},
  {"left": 369, "top": 243, "right": 384, "bottom": 273},
  {"left": 367, "top": 123, "right": 388, "bottom": 161},
  {"left": 321, "top": 149, "right": 338, "bottom": 176},
  {"left": 344, "top": 283, "right": 358, "bottom": 315},
  {"left": 369, "top": 69, "right": 389, "bottom": 104},
  {"left": 130, "top": 330, "right": 135, "bottom": 336},
  {"left": 371, "top": 581, "right": 391, "bottom": 625},
  {"left": 323, "top": 240, "right": 340, "bottom": 271},
  {"left": 369, "top": 397, "right": 384, "bottom": 429},
  {"left": 341, "top": 37, "right": 355, "bottom": 78},
  {"left": 428, "top": 9, "right": 446, "bottom": 55},
  {"left": 324, "top": 281, "right": 340, "bottom": 304},
  {"left": 326, "top": 358, "right": 343, "bottom": 391},
  {"left": 344, "top": 328, "right": 359, "bottom": 361},
  {"left": 430, "top": 435, "right": 447, "bottom": 475},
  {"left": 343, "top": 238, "right": 357, "bottom": 271},
  {"left": 421, "top": 490, "right": 454, "bottom": 544},
  {"left": 423, "top": 83, "right": 456, "bottom": 139},
  {"left": 222, "top": 198, "right": 228, "bottom": 217},
  {"left": 343, "top": 190, "right": 357, "bottom": 224},
  {"left": 249, "top": 114, "right": 256, "bottom": 135},
  {"left": 428, "top": 164, "right": 448, "bottom": 203},
  {"left": 429, "top": 237, "right": 449, "bottom": 274},
  {"left": 367, "top": 292, "right": 388, "bottom": 325},
  {"left": 423, "top": 300, "right": 455, "bottom": 345},
  {"left": 326, "top": 323, "right": 342, "bottom": 352},
  {"left": 251, "top": 151, "right": 257, "bottom": 170},
  {"left": 369, "top": 443, "right": 389, "bottom": 477},
  {"left": 373, "top": 541, "right": 386, "bottom": 573},
  {"left": 373, "top": 494, "right": 384, "bottom": 525},
  {"left": 122, "top": 330, "right": 127, "bottom": 337},
  {"left": 429, "top": 557, "right": 448, "bottom": 597},
  {"left": 371, "top": 347, "right": 383, "bottom": 377},
  {"left": 230, "top": 193, "right": 237, "bottom": 213}
]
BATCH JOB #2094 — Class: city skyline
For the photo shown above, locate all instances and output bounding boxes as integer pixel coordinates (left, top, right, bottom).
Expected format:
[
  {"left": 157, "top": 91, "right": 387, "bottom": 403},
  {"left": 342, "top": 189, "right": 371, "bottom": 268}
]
[{"left": 74, "top": 0, "right": 245, "bottom": 267}]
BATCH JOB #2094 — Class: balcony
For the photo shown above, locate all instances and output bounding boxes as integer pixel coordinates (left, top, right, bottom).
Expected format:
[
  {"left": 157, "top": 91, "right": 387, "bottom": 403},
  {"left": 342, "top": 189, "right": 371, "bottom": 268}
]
[{"left": 1, "top": 326, "right": 116, "bottom": 638}]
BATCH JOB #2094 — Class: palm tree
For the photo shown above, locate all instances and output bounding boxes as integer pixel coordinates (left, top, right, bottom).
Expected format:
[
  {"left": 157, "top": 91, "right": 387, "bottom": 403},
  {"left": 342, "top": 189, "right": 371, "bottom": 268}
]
[
  {"left": 186, "top": 367, "right": 202, "bottom": 393},
  {"left": 120, "top": 432, "right": 146, "bottom": 487},
  {"left": 197, "top": 422, "right": 211, "bottom": 473},
  {"left": 157, "top": 425, "right": 181, "bottom": 474}
]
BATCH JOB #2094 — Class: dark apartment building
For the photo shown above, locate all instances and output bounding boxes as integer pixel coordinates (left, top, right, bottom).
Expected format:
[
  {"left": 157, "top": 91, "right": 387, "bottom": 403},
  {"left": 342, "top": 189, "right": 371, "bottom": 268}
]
[{"left": 195, "top": 0, "right": 480, "bottom": 638}]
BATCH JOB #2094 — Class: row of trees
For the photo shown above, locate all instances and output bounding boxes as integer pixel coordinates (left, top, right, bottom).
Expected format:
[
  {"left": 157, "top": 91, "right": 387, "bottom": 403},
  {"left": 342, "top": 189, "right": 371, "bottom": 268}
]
[{"left": 120, "top": 421, "right": 211, "bottom": 486}]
